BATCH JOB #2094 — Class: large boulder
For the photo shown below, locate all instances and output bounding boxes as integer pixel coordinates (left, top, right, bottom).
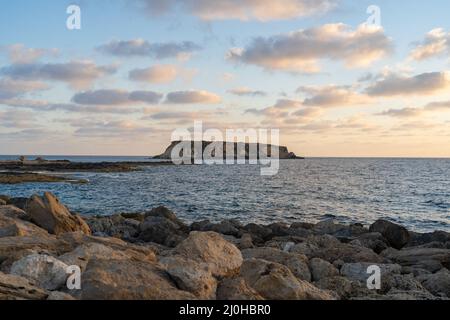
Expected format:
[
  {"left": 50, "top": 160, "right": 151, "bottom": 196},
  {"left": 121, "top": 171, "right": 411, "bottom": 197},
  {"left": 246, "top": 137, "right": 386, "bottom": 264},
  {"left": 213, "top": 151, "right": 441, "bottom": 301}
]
[
  {"left": 349, "top": 232, "right": 389, "bottom": 254},
  {"left": 0, "top": 272, "right": 48, "bottom": 300},
  {"left": 10, "top": 253, "right": 69, "bottom": 290},
  {"left": 381, "top": 246, "right": 450, "bottom": 272},
  {"left": 309, "top": 258, "right": 339, "bottom": 282},
  {"left": 369, "top": 219, "right": 410, "bottom": 249},
  {"left": 80, "top": 258, "right": 195, "bottom": 300},
  {"left": 159, "top": 256, "right": 217, "bottom": 299},
  {"left": 240, "top": 259, "right": 335, "bottom": 300},
  {"left": 241, "top": 247, "right": 311, "bottom": 281},
  {"left": 0, "top": 206, "right": 50, "bottom": 238},
  {"left": 86, "top": 214, "right": 139, "bottom": 240},
  {"left": 217, "top": 277, "right": 264, "bottom": 300},
  {"left": 173, "top": 231, "right": 243, "bottom": 278},
  {"left": 340, "top": 262, "right": 402, "bottom": 283},
  {"left": 138, "top": 207, "right": 188, "bottom": 247},
  {"left": 416, "top": 269, "right": 450, "bottom": 297},
  {"left": 24, "top": 192, "right": 91, "bottom": 235}
]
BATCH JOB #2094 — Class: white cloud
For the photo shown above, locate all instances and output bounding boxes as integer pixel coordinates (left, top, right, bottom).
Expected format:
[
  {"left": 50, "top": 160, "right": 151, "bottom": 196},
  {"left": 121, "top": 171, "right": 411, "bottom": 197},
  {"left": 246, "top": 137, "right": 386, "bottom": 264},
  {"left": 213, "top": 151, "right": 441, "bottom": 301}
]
[{"left": 410, "top": 28, "right": 450, "bottom": 61}]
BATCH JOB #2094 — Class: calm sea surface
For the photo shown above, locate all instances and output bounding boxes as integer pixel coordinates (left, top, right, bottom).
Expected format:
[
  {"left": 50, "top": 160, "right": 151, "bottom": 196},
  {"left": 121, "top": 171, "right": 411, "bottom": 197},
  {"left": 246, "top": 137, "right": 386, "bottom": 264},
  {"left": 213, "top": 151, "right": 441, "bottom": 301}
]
[{"left": 1, "top": 156, "right": 449, "bottom": 233}]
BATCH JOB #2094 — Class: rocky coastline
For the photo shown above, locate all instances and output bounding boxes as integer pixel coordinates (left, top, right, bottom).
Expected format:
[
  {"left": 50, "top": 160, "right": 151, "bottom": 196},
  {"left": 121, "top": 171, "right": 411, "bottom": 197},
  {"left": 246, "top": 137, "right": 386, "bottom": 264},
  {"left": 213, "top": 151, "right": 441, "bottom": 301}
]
[{"left": 0, "top": 192, "right": 449, "bottom": 300}]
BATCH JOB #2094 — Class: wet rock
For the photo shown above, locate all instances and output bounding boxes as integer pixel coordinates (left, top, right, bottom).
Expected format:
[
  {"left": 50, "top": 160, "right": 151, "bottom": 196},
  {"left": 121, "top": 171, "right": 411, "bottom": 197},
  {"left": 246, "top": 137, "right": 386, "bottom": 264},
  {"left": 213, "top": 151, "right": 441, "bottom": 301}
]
[
  {"left": 417, "top": 269, "right": 450, "bottom": 297},
  {"left": 138, "top": 215, "right": 187, "bottom": 247},
  {"left": 160, "top": 256, "right": 217, "bottom": 299},
  {"left": 369, "top": 219, "right": 410, "bottom": 249},
  {"left": 24, "top": 192, "right": 91, "bottom": 235},
  {"left": 80, "top": 258, "right": 195, "bottom": 300},
  {"left": 349, "top": 232, "right": 388, "bottom": 254},
  {"left": 242, "top": 247, "right": 311, "bottom": 281},
  {"left": 240, "top": 259, "right": 335, "bottom": 300},
  {"left": 173, "top": 231, "right": 243, "bottom": 278},
  {"left": 10, "top": 253, "right": 69, "bottom": 290},
  {"left": 0, "top": 272, "right": 48, "bottom": 300},
  {"left": 381, "top": 246, "right": 450, "bottom": 272},
  {"left": 217, "top": 277, "right": 264, "bottom": 300},
  {"left": 309, "top": 258, "right": 339, "bottom": 281}
]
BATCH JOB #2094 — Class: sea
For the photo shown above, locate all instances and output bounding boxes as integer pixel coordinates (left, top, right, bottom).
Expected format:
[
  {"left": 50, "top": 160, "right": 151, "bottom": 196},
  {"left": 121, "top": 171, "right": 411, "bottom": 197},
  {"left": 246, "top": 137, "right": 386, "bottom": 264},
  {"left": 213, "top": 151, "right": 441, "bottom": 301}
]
[{"left": 1, "top": 156, "right": 449, "bottom": 233}]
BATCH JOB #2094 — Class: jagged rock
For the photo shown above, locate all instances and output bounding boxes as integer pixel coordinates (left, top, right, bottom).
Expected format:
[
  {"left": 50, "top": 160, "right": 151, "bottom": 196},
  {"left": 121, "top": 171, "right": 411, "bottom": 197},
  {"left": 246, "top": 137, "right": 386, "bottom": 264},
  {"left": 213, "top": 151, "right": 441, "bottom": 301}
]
[
  {"left": 159, "top": 256, "right": 217, "bottom": 299},
  {"left": 10, "top": 253, "right": 69, "bottom": 290},
  {"left": 86, "top": 214, "right": 139, "bottom": 239},
  {"left": 24, "top": 192, "right": 91, "bottom": 235},
  {"left": 417, "top": 269, "right": 450, "bottom": 297},
  {"left": 350, "top": 232, "right": 388, "bottom": 254},
  {"left": 7, "top": 197, "right": 28, "bottom": 210},
  {"left": 369, "top": 219, "right": 410, "bottom": 249},
  {"left": 408, "top": 231, "right": 450, "bottom": 247},
  {"left": 242, "top": 247, "right": 311, "bottom": 281},
  {"left": 314, "top": 276, "right": 356, "bottom": 300},
  {"left": 383, "top": 273, "right": 428, "bottom": 293},
  {"left": 240, "top": 259, "right": 335, "bottom": 300},
  {"left": 381, "top": 246, "right": 450, "bottom": 272},
  {"left": 80, "top": 258, "right": 195, "bottom": 300},
  {"left": 47, "top": 291, "right": 76, "bottom": 300},
  {"left": 340, "top": 263, "right": 402, "bottom": 283},
  {"left": 217, "top": 277, "right": 264, "bottom": 300},
  {"left": 173, "top": 231, "right": 243, "bottom": 278},
  {"left": 309, "top": 258, "right": 339, "bottom": 281},
  {"left": 0, "top": 206, "right": 50, "bottom": 238},
  {"left": 0, "top": 272, "right": 48, "bottom": 300},
  {"left": 138, "top": 211, "right": 188, "bottom": 247}
]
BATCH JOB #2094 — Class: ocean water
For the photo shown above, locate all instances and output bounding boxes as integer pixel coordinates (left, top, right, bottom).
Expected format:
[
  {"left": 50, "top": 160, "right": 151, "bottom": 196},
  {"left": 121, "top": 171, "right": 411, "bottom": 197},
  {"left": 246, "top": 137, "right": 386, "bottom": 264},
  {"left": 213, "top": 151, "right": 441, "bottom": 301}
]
[{"left": 1, "top": 157, "right": 449, "bottom": 233}]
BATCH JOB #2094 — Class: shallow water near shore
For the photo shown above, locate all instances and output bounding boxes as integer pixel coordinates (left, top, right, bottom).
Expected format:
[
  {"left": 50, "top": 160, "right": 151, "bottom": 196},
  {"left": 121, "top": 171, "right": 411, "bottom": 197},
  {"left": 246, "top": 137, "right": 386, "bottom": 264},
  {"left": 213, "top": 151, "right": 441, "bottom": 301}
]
[{"left": 0, "top": 156, "right": 449, "bottom": 233}]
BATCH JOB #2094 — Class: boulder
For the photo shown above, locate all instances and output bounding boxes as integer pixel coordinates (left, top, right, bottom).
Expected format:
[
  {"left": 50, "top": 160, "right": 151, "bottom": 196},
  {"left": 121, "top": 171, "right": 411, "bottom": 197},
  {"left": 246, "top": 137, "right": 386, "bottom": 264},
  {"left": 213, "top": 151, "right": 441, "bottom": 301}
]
[
  {"left": 0, "top": 206, "right": 50, "bottom": 238},
  {"left": 138, "top": 215, "right": 187, "bottom": 247},
  {"left": 340, "top": 262, "right": 402, "bottom": 283},
  {"left": 240, "top": 259, "right": 335, "bottom": 300},
  {"left": 80, "top": 258, "right": 195, "bottom": 300},
  {"left": 0, "top": 199, "right": 6, "bottom": 206},
  {"left": 243, "top": 223, "right": 272, "bottom": 242},
  {"left": 242, "top": 247, "right": 311, "bottom": 281},
  {"left": 417, "top": 269, "right": 450, "bottom": 297},
  {"left": 314, "top": 276, "right": 356, "bottom": 300},
  {"left": 309, "top": 258, "right": 339, "bottom": 281},
  {"left": 47, "top": 291, "right": 76, "bottom": 300},
  {"left": 0, "top": 272, "right": 48, "bottom": 300},
  {"left": 216, "top": 277, "right": 264, "bottom": 300},
  {"left": 24, "top": 192, "right": 91, "bottom": 235},
  {"left": 369, "top": 219, "right": 410, "bottom": 249},
  {"left": 10, "top": 253, "right": 69, "bottom": 290},
  {"left": 86, "top": 214, "right": 139, "bottom": 239},
  {"left": 173, "top": 231, "right": 243, "bottom": 278},
  {"left": 349, "top": 232, "right": 389, "bottom": 254},
  {"left": 159, "top": 256, "right": 217, "bottom": 299},
  {"left": 7, "top": 197, "right": 28, "bottom": 210},
  {"left": 408, "top": 231, "right": 450, "bottom": 247},
  {"left": 381, "top": 246, "right": 450, "bottom": 272},
  {"left": 238, "top": 233, "right": 254, "bottom": 250}
]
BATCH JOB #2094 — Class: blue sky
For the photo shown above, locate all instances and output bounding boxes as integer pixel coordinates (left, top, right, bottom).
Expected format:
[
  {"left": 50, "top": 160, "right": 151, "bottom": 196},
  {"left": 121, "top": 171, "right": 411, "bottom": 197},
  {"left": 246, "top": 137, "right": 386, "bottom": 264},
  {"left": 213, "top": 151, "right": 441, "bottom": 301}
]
[{"left": 1, "top": 0, "right": 450, "bottom": 156}]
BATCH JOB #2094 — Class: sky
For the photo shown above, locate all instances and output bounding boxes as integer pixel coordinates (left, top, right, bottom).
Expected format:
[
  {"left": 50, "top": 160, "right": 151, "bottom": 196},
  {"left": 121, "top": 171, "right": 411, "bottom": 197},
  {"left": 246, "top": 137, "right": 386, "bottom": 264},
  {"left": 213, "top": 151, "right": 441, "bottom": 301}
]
[{"left": 0, "top": 0, "right": 450, "bottom": 157}]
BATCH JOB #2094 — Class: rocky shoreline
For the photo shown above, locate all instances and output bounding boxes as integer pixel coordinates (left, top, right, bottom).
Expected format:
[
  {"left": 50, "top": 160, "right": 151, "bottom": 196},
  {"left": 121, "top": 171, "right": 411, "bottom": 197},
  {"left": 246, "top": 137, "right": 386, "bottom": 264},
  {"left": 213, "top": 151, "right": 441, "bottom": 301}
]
[
  {"left": 0, "top": 172, "right": 88, "bottom": 185},
  {"left": 0, "top": 192, "right": 449, "bottom": 300}
]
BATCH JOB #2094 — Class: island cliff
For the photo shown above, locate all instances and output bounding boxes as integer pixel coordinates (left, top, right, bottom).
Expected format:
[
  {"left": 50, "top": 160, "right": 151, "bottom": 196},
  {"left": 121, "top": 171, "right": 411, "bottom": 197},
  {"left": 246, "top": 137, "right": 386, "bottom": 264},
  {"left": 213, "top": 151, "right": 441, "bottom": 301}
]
[{"left": 153, "top": 141, "right": 303, "bottom": 160}]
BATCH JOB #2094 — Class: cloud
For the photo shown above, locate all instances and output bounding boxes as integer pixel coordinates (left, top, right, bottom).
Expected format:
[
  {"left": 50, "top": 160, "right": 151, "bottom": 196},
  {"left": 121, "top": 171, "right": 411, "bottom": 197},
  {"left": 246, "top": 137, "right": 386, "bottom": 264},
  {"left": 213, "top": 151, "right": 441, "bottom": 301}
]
[
  {"left": 138, "top": 0, "right": 337, "bottom": 21},
  {"left": 410, "top": 28, "right": 450, "bottom": 61},
  {"left": 73, "top": 120, "right": 155, "bottom": 138},
  {"left": 2, "top": 44, "right": 59, "bottom": 64},
  {"left": 97, "top": 39, "right": 201, "bottom": 59},
  {"left": 228, "top": 87, "right": 266, "bottom": 97},
  {"left": 72, "top": 89, "right": 163, "bottom": 105},
  {"left": 378, "top": 100, "right": 450, "bottom": 118},
  {"left": 227, "top": 23, "right": 392, "bottom": 72},
  {"left": 366, "top": 71, "right": 450, "bottom": 96},
  {"left": 0, "top": 110, "right": 35, "bottom": 128},
  {"left": 0, "top": 78, "right": 48, "bottom": 99},
  {"left": 1, "top": 61, "right": 117, "bottom": 89},
  {"left": 129, "top": 65, "right": 178, "bottom": 84},
  {"left": 165, "top": 90, "right": 221, "bottom": 104},
  {"left": 298, "top": 85, "right": 371, "bottom": 107}
]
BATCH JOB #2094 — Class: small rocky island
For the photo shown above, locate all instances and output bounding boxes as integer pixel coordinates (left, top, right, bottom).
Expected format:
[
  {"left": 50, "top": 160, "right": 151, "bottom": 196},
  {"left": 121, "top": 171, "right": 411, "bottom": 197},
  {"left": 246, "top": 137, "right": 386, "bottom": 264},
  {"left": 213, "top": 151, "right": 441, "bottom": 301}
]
[
  {"left": 0, "top": 192, "right": 449, "bottom": 300},
  {"left": 153, "top": 141, "right": 304, "bottom": 160}
]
